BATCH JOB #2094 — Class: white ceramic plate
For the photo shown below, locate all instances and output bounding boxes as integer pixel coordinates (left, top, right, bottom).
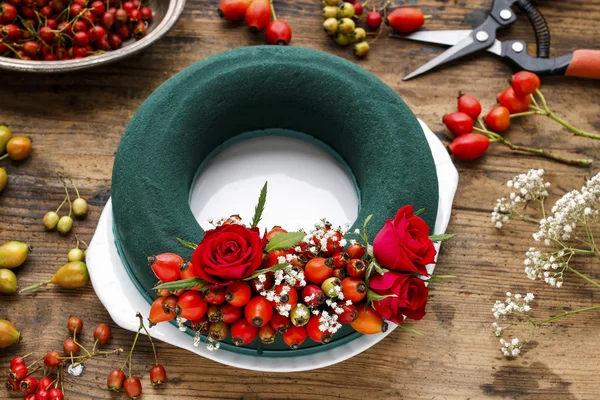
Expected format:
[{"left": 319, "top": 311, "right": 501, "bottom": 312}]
[{"left": 87, "top": 120, "right": 458, "bottom": 372}]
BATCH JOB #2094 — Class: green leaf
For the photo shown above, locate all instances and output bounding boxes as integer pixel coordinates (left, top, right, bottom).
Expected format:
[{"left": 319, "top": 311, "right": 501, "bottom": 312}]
[
  {"left": 361, "top": 214, "right": 374, "bottom": 248},
  {"left": 251, "top": 182, "right": 268, "bottom": 228},
  {"left": 154, "top": 278, "right": 205, "bottom": 291},
  {"left": 177, "top": 238, "right": 198, "bottom": 250},
  {"left": 264, "top": 231, "right": 305, "bottom": 253},
  {"left": 413, "top": 208, "right": 425, "bottom": 216},
  {"left": 397, "top": 324, "right": 424, "bottom": 336},
  {"left": 366, "top": 289, "right": 397, "bottom": 303},
  {"left": 373, "top": 263, "right": 389, "bottom": 276},
  {"left": 429, "top": 233, "right": 455, "bottom": 242},
  {"left": 243, "top": 263, "right": 289, "bottom": 281}
]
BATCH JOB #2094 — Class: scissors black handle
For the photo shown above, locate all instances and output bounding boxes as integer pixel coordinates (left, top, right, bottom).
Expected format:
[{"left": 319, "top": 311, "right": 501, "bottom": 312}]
[{"left": 516, "top": 0, "right": 551, "bottom": 58}]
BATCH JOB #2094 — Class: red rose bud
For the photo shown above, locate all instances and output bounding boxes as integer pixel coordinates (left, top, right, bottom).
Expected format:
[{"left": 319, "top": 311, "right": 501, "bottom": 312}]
[
  {"left": 369, "top": 271, "right": 428, "bottom": 322},
  {"left": 372, "top": 205, "right": 436, "bottom": 276},
  {"left": 191, "top": 224, "right": 263, "bottom": 285}
]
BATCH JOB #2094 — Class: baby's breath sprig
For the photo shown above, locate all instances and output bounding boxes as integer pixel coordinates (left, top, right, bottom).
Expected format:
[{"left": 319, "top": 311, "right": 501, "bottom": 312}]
[{"left": 490, "top": 169, "right": 600, "bottom": 357}]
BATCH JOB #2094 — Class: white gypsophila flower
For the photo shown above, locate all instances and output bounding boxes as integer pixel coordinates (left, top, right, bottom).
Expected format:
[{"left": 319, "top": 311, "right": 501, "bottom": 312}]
[
  {"left": 491, "top": 322, "right": 503, "bottom": 337},
  {"left": 67, "top": 363, "right": 84, "bottom": 377},
  {"left": 491, "top": 292, "right": 535, "bottom": 319},
  {"left": 176, "top": 316, "right": 187, "bottom": 332},
  {"left": 524, "top": 248, "right": 567, "bottom": 287},
  {"left": 499, "top": 337, "right": 524, "bottom": 357},
  {"left": 193, "top": 332, "right": 201, "bottom": 347},
  {"left": 492, "top": 169, "right": 550, "bottom": 229},
  {"left": 277, "top": 256, "right": 286, "bottom": 264},
  {"left": 535, "top": 172, "right": 600, "bottom": 243}
]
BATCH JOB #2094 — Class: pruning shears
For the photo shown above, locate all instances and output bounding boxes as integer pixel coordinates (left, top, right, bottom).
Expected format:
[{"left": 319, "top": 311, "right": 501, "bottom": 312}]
[{"left": 390, "top": 0, "right": 600, "bottom": 80}]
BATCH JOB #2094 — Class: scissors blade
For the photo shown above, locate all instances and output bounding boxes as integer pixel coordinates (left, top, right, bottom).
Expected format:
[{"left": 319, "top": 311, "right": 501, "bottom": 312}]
[
  {"left": 403, "top": 34, "right": 477, "bottom": 80},
  {"left": 389, "top": 30, "right": 473, "bottom": 47}
]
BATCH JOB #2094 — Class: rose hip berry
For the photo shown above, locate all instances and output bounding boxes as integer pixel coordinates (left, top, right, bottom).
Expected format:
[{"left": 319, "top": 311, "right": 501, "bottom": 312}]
[
  {"left": 337, "top": 302, "right": 358, "bottom": 324},
  {"left": 269, "top": 312, "right": 290, "bottom": 333},
  {"left": 150, "top": 365, "right": 167, "bottom": 386},
  {"left": 282, "top": 325, "right": 307, "bottom": 349},
  {"left": 107, "top": 369, "right": 126, "bottom": 391},
  {"left": 225, "top": 281, "right": 252, "bottom": 307},
  {"left": 259, "top": 324, "right": 276, "bottom": 344},
  {"left": 331, "top": 252, "right": 349, "bottom": 269},
  {"left": 231, "top": 318, "right": 258, "bottom": 346},
  {"left": 346, "top": 259, "right": 367, "bottom": 277},
  {"left": 497, "top": 87, "right": 532, "bottom": 114},
  {"left": 301, "top": 284, "right": 325, "bottom": 306},
  {"left": 366, "top": 11, "right": 382, "bottom": 29},
  {"left": 304, "top": 257, "right": 334, "bottom": 284},
  {"left": 341, "top": 277, "right": 367, "bottom": 303},
  {"left": 386, "top": 7, "right": 426, "bottom": 34},
  {"left": 123, "top": 376, "right": 142, "bottom": 399},
  {"left": 44, "top": 350, "right": 61, "bottom": 368},
  {"left": 218, "top": 0, "right": 250, "bottom": 21},
  {"left": 443, "top": 112, "right": 474, "bottom": 135},
  {"left": 67, "top": 316, "right": 83, "bottom": 334},
  {"left": 351, "top": 305, "right": 388, "bottom": 334},
  {"left": 245, "top": 296, "right": 273, "bottom": 327},
  {"left": 220, "top": 303, "right": 242, "bottom": 323},
  {"left": 306, "top": 314, "right": 333, "bottom": 344},
  {"left": 204, "top": 288, "right": 226, "bottom": 304},
  {"left": 266, "top": 20, "right": 292, "bottom": 45},
  {"left": 149, "top": 253, "right": 183, "bottom": 283},
  {"left": 449, "top": 133, "right": 490, "bottom": 161},
  {"left": 457, "top": 94, "right": 482, "bottom": 119},
  {"left": 485, "top": 106, "right": 511, "bottom": 132},
  {"left": 93, "top": 323, "right": 111, "bottom": 344},
  {"left": 511, "top": 71, "right": 541, "bottom": 98},
  {"left": 148, "top": 295, "right": 177, "bottom": 326},
  {"left": 176, "top": 290, "right": 208, "bottom": 320},
  {"left": 245, "top": 0, "right": 270, "bottom": 32}
]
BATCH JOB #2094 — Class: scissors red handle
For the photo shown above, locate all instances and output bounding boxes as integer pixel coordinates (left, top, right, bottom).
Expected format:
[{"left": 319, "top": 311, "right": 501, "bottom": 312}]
[{"left": 566, "top": 50, "right": 600, "bottom": 79}]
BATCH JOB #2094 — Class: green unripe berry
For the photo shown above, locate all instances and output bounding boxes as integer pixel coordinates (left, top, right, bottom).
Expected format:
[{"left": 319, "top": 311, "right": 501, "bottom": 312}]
[
  {"left": 57, "top": 216, "right": 73, "bottom": 234},
  {"left": 290, "top": 304, "right": 310, "bottom": 327},
  {"left": 0, "top": 168, "right": 7, "bottom": 193},
  {"left": 72, "top": 198, "right": 88, "bottom": 217},
  {"left": 322, "top": 6, "right": 338, "bottom": 19},
  {"left": 321, "top": 277, "right": 342, "bottom": 298},
  {"left": 337, "top": 2, "right": 355, "bottom": 18},
  {"left": 323, "top": 17, "right": 338, "bottom": 35},
  {"left": 43, "top": 211, "right": 60, "bottom": 230},
  {"left": 0, "top": 269, "right": 17, "bottom": 294},
  {"left": 67, "top": 248, "right": 85, "bottom": 262},
  {"left": 354, "top": 41, "right": 370, "bottom": 57},
  {"left": 0, "top": 125, "right": 11, "bottom": 155},
  {"left": 351, "top": 27, "right": 366, "bottom": 42},
  {"left": 334, "top": 32, "right": 352, "bottom": 46},
  {"left": 338, "top": 17, "right": 355, "bottom": 34}
]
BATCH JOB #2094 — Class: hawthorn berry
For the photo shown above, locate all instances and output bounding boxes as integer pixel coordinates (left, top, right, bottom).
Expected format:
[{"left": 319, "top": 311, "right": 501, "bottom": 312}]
[
  {"left": 366, "top": 11, "right": 382, "bottom": 29},
  {"left": 150, "top": 365, "right": 167, "bottom": 386},
  {"left": 123, "top": 376, "right": 142, "bottom": 399},
  {"left": 107, "top": 369, "right": 126, "bottom": 391},
  {"left": 93, "top": 323, "right": 111, "bottom": 344}
]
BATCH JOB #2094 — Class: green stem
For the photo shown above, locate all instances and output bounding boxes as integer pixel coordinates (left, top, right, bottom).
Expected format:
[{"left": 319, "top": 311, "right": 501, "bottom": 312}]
[
  {"left": 19, "top": 280, "right": 52, "bottom": 293},
  {"left": 533, "top": 305, "right": 600, "bottom": 326},
  {"left": 123, "top": 319, "right": 144, "bottom": 375},
  {"left": 137, "top": 312, "right": 159, "bottom": 366},
  {"left": 0, "top": 153, "right": 8, "bottom": 160},
  {"left": 510, "top": 111, "right": 538, "bottom": 118},
  {"left": 567, "top": 266, "right": 600, "bottom": 290},
  {"left": 269, "top": 0, "right": 276, "bottom": 20},
  {"left": 55, "top": 196, "right": 67, "bottom": 213},
  {"left": 473, "top": 127, "right": 592, "bottom": 167},
  {"left": 92, "top": 338, "right": 98, "bottom": 354},
  {"left": 547, "top": 112, "right": 600, "bottom": 140}
]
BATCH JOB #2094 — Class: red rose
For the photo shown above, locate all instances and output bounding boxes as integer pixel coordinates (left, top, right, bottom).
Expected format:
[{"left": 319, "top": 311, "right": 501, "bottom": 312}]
[
  {"left": 191, "top": 224, "right": 264, "bottom": 286},
  {"left": 370, "top": 271, "right": 428, "bottom": 323},
  {"left": 372, "top": 205, "right": 436, "bottom": 276}
]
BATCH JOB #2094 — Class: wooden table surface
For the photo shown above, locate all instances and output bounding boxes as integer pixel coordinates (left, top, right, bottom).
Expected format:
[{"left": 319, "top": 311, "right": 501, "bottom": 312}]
[{"left": 1, "top": 0, "right": 600, "bottom": 398}]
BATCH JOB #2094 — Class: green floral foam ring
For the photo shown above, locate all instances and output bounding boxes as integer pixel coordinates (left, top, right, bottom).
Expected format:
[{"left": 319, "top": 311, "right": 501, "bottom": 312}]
[{"left": 111, "top": 46, "right": 439, "bottom": 356}]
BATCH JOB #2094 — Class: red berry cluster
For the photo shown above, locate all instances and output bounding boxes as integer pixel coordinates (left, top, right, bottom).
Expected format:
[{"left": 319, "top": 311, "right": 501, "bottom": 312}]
[
  {"left": 322, "top": 3, "right": 428, "bottom": 58},
  {"left": 5, "top": 317, "right": 119, "bottom": 400},
  {"left": 0, "top": 0, "right": 153, "bottom": 61},
  {"left": 148, "top": 223, "right": 387, "bottom": 351},
  {"left": 218, "top": 0, "right": 292, "bottom": 46},
  {"left": 106, "top": 312, "right": 167, "bottom": 400},
  {"left": 443, "top": 71, "right": 542, "bottom": 162}
]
